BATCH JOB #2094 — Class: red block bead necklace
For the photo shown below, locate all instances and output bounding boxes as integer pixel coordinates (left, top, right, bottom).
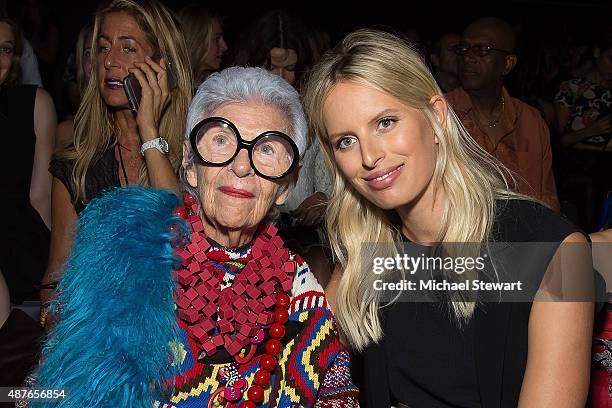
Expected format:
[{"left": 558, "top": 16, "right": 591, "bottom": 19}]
[{"left": 173, "top": 192, "right": 295, "bottom": 407}]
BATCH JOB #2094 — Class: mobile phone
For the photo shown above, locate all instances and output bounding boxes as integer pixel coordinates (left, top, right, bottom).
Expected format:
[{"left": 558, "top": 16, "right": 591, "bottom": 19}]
[
  {"left": 123, "top": 72, "right": 141, "bottom": 113},
  {"left": 123, "top": 55, "right": 177, "bottom": 113}
]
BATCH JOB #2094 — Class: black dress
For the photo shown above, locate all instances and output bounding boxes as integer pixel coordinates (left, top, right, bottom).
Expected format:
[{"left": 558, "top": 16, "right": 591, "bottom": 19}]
[
  {"left": 0, "top": 84, "right": 49, "bottom": 303},
  {"left": 49, "top": 147, "right": 121, "bottom": 214},
  {"left": 358, "top": 199, "right": 582, "bottom": 408}
]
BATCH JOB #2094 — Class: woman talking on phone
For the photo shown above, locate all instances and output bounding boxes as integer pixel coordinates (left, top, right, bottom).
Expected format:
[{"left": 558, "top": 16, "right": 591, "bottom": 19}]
[{"left": 39, "top": 0, "right": 192, "bottom": 321}]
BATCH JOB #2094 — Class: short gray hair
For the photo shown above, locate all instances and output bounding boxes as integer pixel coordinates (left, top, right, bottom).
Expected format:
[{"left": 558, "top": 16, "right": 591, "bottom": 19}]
[{"left": 185, "top": 66, "right": 308, "bottom": 156}]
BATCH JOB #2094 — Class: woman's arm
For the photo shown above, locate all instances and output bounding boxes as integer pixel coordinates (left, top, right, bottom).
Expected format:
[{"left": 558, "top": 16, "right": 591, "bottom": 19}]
[
  {"left": 553, "top": 103, "right": 612, "bottom": 148},
  {"left": 314, "top": 349, "right": 360, "bottom": 407},
  {"left": 55, "top": 119, "right": 74, "bottom": 152},
  {"left": 40, "top": 178, "right": 77, "bottom": 310},
  {"left": 30, "top": 87, "right": 57, "bottom": 229},
  {"left": 518, "top": 232, "right": 594, "bottom": 407},
  {"left": 131, "top": 57, "right": 180, "bottom": 195}
]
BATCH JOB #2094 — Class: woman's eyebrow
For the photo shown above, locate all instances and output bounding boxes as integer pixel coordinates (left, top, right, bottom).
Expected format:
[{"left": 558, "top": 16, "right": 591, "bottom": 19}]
[
  {"left": 327, "top": 130, "right": 351, "bottom": 141},
  {"left": 368, "top": 108, "right": 398, "bottom": 125},
  {"left": 98, "top": 34, "right": 144, "bottom": 47}
]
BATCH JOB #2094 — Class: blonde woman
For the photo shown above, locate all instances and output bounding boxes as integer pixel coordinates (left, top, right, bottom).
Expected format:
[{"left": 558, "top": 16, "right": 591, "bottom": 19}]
[
  {"left": 177, "top": 4, "right": 228, "bottom": 87},
  {"left": 40, "top": 0, "right": 192, "bottom": 314},
  {"left": 303, "top": 29, "right": 594, "bottom": 407}
]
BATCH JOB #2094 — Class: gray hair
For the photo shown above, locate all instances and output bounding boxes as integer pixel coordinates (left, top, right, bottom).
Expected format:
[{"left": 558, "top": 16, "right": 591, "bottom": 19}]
[
  {"left": 181, "top": 66, "right": 308, "bottom": 211},
  {"left": 185, "top": 66, "right": 308, "bottom": 155}
]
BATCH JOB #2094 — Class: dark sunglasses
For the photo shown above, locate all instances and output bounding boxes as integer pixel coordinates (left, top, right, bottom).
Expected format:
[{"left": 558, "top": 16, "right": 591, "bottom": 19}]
[{"left": 453, "top": 43, "right": 513, "bottom": 57}]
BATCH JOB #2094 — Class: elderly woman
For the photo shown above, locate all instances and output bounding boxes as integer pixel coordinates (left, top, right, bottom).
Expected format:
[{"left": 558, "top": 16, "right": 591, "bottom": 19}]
[{"left": 33, "top": 67, "right": 358, "bottom": 408}]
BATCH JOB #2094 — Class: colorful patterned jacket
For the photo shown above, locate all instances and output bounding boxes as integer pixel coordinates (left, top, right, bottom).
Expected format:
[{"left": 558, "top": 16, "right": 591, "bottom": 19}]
[
  {"left": 32, "top": 188, "right": 358, "bottom": 408},
  {"left": 158, "top": 243, "right": 359, "bottom": 408}
]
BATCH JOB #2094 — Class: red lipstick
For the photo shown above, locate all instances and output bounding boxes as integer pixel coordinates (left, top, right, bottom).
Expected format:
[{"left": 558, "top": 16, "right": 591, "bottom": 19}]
[{"left": 219, "top": 186, "right": 254, "bottom": 198}]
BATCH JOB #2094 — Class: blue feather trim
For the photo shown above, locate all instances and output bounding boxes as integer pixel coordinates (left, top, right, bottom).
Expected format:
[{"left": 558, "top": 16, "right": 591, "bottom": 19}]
[{"left": 34, "top": 187, "right": 189, "bottom": 407}]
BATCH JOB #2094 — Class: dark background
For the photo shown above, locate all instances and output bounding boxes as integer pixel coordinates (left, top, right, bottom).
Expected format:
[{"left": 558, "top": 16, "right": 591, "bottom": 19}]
[
  {"left": 7, "top": 0, "right": 612, "bottom": 49},
  {"left": 4, "top": 0, "right": 612, "bottom": 117}
]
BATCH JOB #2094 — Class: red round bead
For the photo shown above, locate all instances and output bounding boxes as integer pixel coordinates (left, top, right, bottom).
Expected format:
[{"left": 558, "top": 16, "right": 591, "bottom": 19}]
[
  {"left": 274, "top": 308, "right": 289, "bottom": 324},
  {"left": 268, "top": 323, "right": 285, "bottom": 340},
  {"left": 254, "top": 369, "right": 271, "bottom": 387},
  {"left": 260, "top": 354, "right": 277, "bottom": 371},
  {"left": 238, "top": 402, "right": 256, "bottom": 408},
  {"left": 183, "top": 192, "right": 197, "bottom": 206},
  {"left": 247, "top": 385, "right": 264, "bottom": 402},
  {"left": 172, "top": 206, "right": 188, "bottom": 219},
  {"left": 265, "top": 339, "right": 282, "bottom": 355},
  {"left": 275, "top": 292, "right": 290, "bottom": 308}
]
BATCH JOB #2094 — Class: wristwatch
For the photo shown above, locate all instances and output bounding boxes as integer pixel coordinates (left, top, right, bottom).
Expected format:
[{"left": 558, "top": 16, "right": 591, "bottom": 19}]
[{"left": 140, "top": 137, "right": 169, "bottom": 156}]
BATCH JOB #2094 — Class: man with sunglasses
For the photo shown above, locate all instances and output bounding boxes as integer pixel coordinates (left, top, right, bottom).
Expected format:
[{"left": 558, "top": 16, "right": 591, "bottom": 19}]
[{"left": 446, "top": 17, "right": 560, "bottom": 211}]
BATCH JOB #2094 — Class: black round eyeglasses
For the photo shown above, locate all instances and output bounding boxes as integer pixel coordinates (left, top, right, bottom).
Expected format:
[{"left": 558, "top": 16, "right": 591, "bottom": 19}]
[{"left": 189, "top": 117, "right": 299, "bottom": 180}]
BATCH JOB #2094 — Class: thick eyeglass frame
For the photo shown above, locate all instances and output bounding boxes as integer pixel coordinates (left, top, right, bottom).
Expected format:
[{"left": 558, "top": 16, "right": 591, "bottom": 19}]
[
  {"left": 453, "top": 43, "right": 513, "bottom": 57},
  {"left": 189, "top": 116, "right": 300, "bottom": 180}
]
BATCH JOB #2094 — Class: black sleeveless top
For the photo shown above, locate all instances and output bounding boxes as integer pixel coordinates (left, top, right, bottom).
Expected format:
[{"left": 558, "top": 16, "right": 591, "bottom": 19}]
[
  {"left": 49, "top": 147, "right": 121, "bottom": 214},
  {"left": 359, "top": 199, "right": 582, "bottom": 408},
  {"left": 2, "top": 85, "right": 37, "bottom": 200},
  {"left": 0, "top": 85, "right": 49, "bottom": 303}
]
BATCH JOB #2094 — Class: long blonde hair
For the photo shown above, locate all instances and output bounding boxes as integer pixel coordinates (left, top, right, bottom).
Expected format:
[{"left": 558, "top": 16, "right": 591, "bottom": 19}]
[
  {"left": 303, "top": 29, "right": 518, "bottom": 350},
  {"left": 75, "top": 21, "right": 93, "bottom": 95},
  {"left": 176, "top": 5, "right": 218, "bottom": 85},
  {"left": 59, "top": 0, "right": 193, "bottom": 204}
]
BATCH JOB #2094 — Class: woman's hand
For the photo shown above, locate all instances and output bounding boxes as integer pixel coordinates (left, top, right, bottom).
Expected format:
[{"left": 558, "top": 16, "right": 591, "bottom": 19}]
[
  {"left": 41, "top": 178, "right": 78, "bottom": 329},
  {"left": 585, "top": 114, "right": 612, "bottom": 138},
  {"left": 554, "top": 104, "right": 612, "bottom": 147},
  {"left": 129, "top": 56, "right": 171, "bottom": 142},
  {"left": 128, "top": 57, "right": 180, "bottom": 195}
]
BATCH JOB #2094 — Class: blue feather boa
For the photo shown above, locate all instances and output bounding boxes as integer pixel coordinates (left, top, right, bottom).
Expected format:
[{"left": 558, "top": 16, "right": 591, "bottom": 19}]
[{"left": 34, "top": 187, "right": 189, "bottom": 407}]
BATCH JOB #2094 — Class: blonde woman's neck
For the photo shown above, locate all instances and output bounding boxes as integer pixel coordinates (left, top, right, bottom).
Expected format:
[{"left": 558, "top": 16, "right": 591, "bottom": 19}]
[{"left": 396, "top": 185, "right": 446, "bottom": 244}]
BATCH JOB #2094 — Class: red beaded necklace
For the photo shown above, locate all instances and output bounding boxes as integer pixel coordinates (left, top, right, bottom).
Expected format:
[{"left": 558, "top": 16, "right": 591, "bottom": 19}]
[{"left": 173, "top": 192, "right": 295, "bottom": 407}]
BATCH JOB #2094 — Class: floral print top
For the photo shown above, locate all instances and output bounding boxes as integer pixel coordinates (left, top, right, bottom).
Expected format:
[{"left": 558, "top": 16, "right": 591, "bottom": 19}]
[{"left": 554, "top": 78, "right": 612, "bottom": 147}]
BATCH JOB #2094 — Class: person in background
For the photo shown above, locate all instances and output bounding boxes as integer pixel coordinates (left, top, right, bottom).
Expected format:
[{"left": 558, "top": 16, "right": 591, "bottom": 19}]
[
  {"left": 306, "top": 27, "right": 331, "bottom": 66},
  {"left": 231, "top": 10, "right": 333, "bottom": 285},
  {"left": 0, "top": 268, "right": 43, "bottom": 388},
  {"left": 20, "top": 37, "right": 42, "bottom": 86},
  {"left": 56, "top": 22, "right": 93, "bottom": 150},
  {"left": 176, "top": 4, "right": 228, "bottom": 88},
  {"left": 0, "top": 16, "right": 56, "bottom": 304},
  {"left": 447, "top": 16, "right": 560, "bottom": 211},
  {"left": 39, "top": 0, "right": 193, "bottom": 324},
  {"left": 429, "top": 32, "right": 460, "bottom": 93},
  {"left": 590, "top": 227, "right": 612, "bottom": 408},
  {"left": 232, "top": 10, "right": 312, "bottom": 90},
  {"left": 19, "top": 0, "right": 59, "bottom": 91},
  {"left": 0, "top": 0, "right": 41, "bottom": 86},
  {"left": 553, "top": 37, "right": 612, "bottom": 231}
]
